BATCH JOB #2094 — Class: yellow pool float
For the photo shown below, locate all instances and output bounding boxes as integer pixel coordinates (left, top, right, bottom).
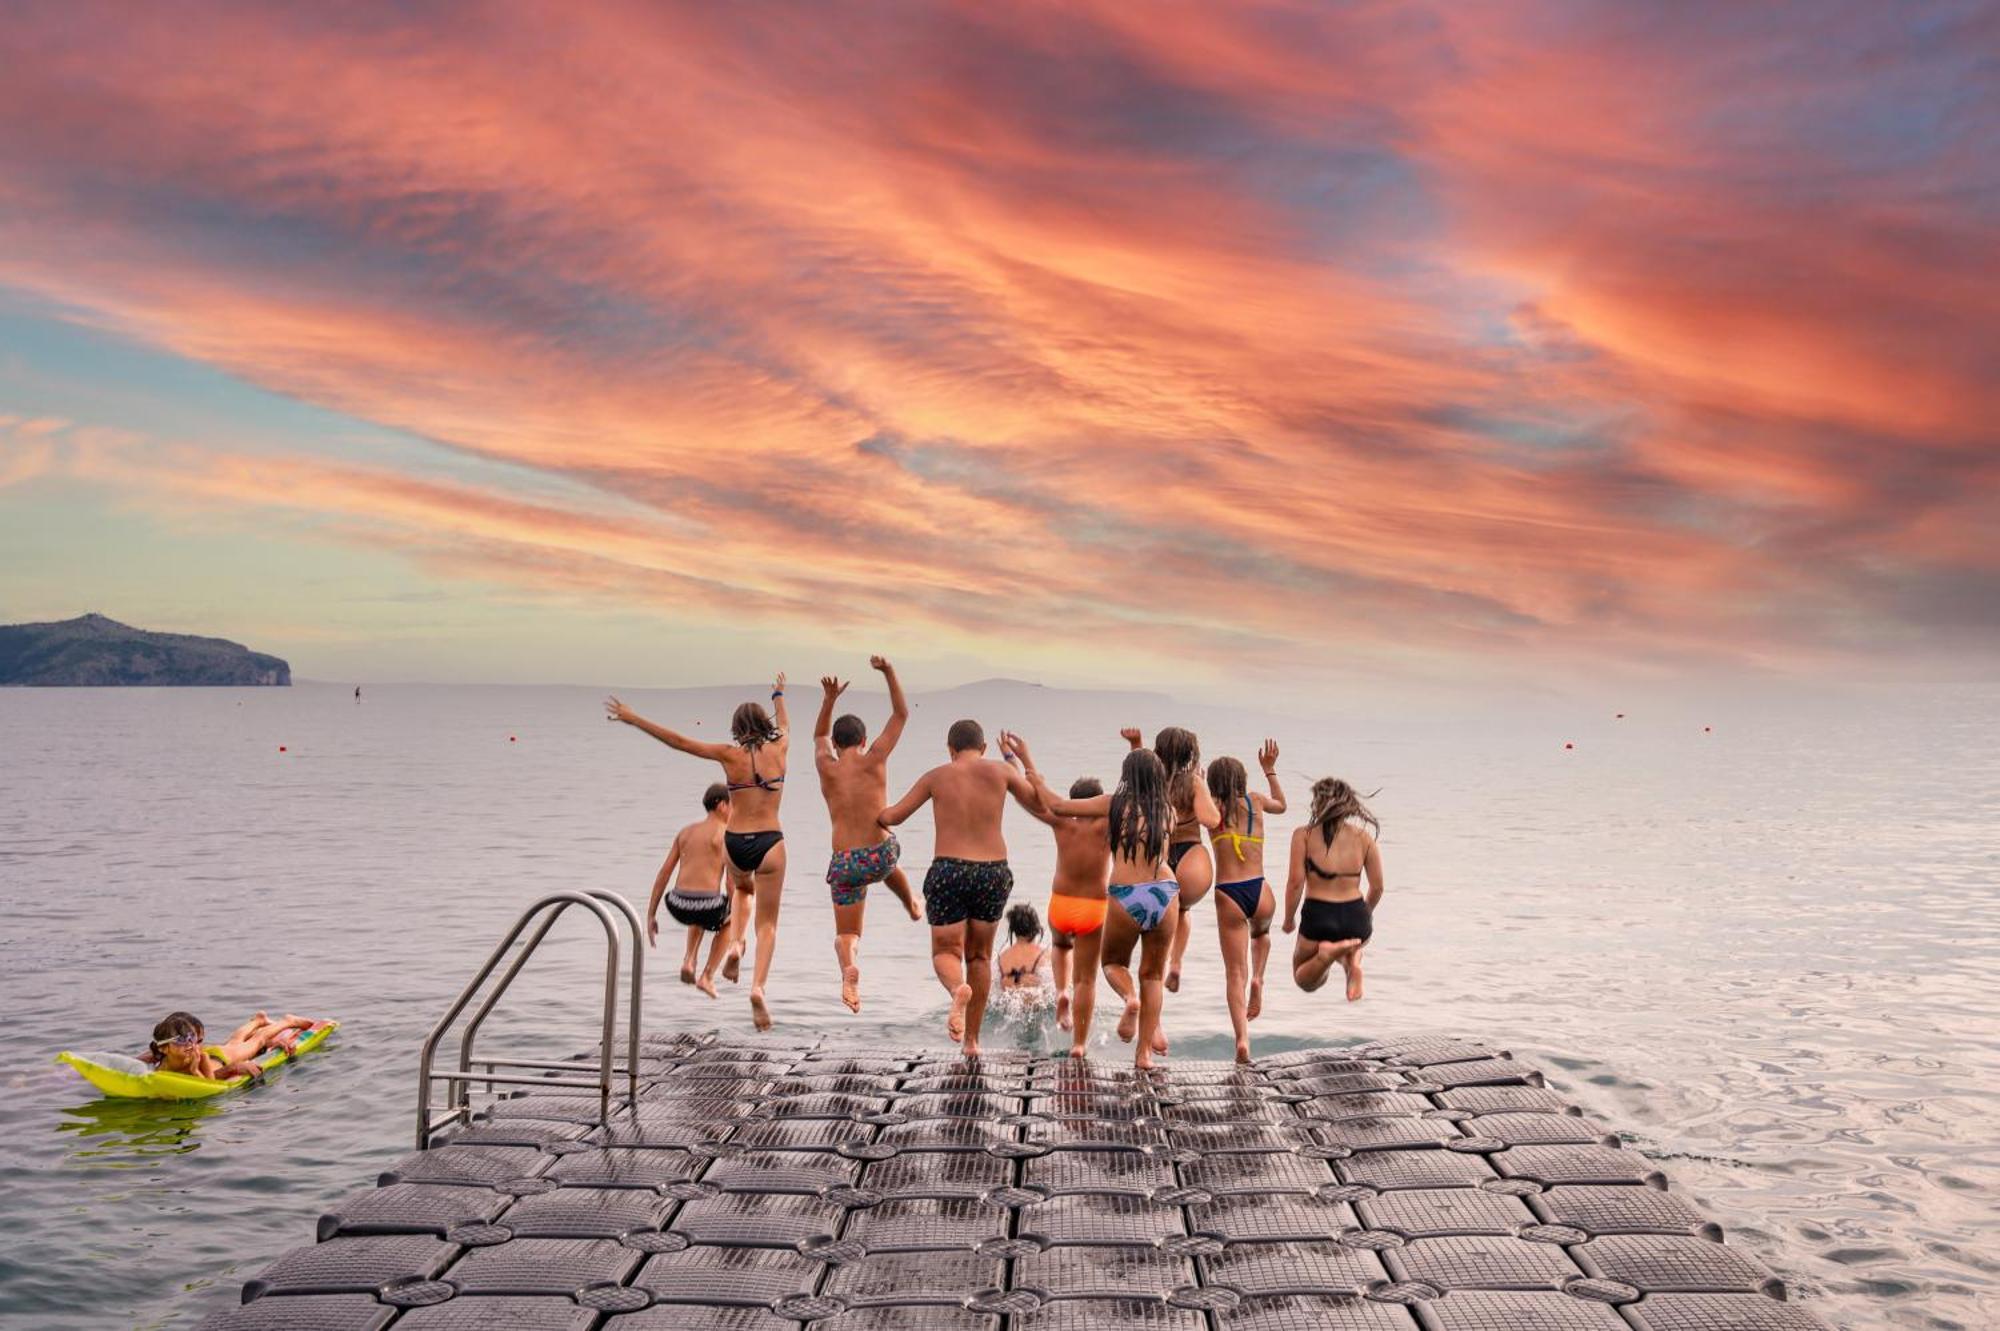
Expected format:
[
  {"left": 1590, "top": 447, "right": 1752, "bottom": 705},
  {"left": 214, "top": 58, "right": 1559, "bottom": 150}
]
[{"left": 56, "top": 1021, "right": 339, "bottom": 1099}]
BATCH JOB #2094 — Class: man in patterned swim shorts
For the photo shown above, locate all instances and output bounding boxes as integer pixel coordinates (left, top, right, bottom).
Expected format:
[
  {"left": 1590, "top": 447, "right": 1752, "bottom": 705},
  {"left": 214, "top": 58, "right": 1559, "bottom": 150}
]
[
  {"left": 814, "top": 657, "right": 923, "bottom": 1014},
  {"left": 880, "top": 718, "right": 1041, "bottom": 1055}
]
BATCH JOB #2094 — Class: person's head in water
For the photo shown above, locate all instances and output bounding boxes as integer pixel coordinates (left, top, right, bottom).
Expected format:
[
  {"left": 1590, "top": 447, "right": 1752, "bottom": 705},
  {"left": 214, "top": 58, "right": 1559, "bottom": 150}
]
[
  {"left": 1154, "top": 726, "right": 1200, "bottom": 809},
  {"left": 1108, "top": 748, "right": 1169, "bottom": 864},
  {"left": 831, "top": 714, "right": 868, "bottom": 751},
  {"left": 947, "top": 719, "right": 985, "bottom": 755},
  {"left": 1069, "top": 776, "right": 1102, "bottom": 800},
  {"left": 1006, "top": 902, "right": 1043, "bottom": 942},
  {"left": 731, "top": 702, "right": 781, "bottom": 748},
  {"left": 1206, "top": 756, "right": 1248, "bottom": 822},
  {"left": 150, "top": 1012, "right": 203, "bottom": 1072},
  {"left": 701, "top": 782, "right": 730, "bottom": 815},
  {"left": 1310, "top": 778, "right": 1379, "bottom": 844}
]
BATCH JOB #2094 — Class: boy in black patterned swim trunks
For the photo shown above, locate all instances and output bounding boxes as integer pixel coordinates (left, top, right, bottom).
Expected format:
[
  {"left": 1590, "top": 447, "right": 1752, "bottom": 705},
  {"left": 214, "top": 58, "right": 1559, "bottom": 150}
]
[
  {"left": 814, "top": 657, "right": 924, "bottom": 1014},
  {"left": 880, "top": 719, "right": 1042, "bottom": 1055},
  {"left": 645, "top": 782, "right": 735, "bottom": 998}
]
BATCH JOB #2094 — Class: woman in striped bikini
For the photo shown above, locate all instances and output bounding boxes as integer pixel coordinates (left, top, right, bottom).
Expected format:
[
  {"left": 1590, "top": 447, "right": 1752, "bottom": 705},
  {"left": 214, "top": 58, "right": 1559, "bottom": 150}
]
[{"left": 1206, "top": 739, "right": 1286, "bottom": 1063}]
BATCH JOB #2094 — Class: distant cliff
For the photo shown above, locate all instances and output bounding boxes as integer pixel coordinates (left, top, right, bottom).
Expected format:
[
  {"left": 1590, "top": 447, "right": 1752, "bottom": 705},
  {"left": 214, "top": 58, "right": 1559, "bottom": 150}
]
[{"left": 0, "top": 614, "right": 291, "bottom": 686}]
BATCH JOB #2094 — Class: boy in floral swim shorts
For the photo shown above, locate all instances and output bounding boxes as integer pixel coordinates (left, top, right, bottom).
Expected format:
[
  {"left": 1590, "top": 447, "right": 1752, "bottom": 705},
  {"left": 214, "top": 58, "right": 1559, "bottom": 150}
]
[{"left": 814, "top": 657, "right": 923, "bottom": 1014}]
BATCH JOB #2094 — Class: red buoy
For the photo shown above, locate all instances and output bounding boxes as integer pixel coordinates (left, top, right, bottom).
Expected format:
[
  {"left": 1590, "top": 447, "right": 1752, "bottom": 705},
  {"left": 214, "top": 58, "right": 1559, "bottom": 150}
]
[
  {"left": 1615, "top": 712, "right": 1625, "bottom": 719},
  {"left": 509, "top": 735, "right": 517, "bottom": 742},
  {"left": 278, "top": 745, "right": 287, "bottom": 753},
  {"left": 1563, "top": 742, "right": 1574, "bottom": 750},
  {"left": 1704, "top": 726, "right": 1712, "bottom": 733}
]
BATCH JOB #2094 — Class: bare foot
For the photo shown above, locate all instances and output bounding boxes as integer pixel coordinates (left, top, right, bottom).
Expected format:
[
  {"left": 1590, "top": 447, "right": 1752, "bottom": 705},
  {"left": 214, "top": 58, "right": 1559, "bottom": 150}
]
[
  {"left": 1234, "top": 1040, "right": 1252, "bottom": 1065},
  {"left": 1056, "top": 990, "right": 1073, "bottom": 1032},
  {"left": 679, "top": 963, "right": 696, "bottom": 985},
  {"left": 695, "top": 974, "right": 718, "bottom": 1000},
  {"left": 893, "top": 883, "right": 922, "bottom": 922},
  {"left": 1344, "top": 955, "right": 1365, "bottom": 1002},
  {"left": 841, "top": 965, "right": 862, "bottom": 1014},
  {"left": 947, "top": 984, "right": 972, "bottom": 1042},
  {"left": 1151, "top": 1028, "right": 1169, "bottom": 1056},
  {"left": 252, "top": 1011, "right": 270, "bottom": 1026},
  {"left": 1247, "top": 979, "right": 1263, "bottom": 1021},
  {"left": 1164, "top": 969, "right": 1181, "bottom": 994},
  {"left": 1134, "top": 1050, "right": 1155, "bottom": 1071},
  {"left": 1116, "top": 997, "right": 1139, "bottom": 1044},
  {"left": 749, "top": 988, "right": 771, "bottom": 1031},
  {"left": 1068, "top": 1045, "right": 1087, "bottom": 1059},
  {"left": 962, "top": 1038, "right": 980, "bottom": 1058},
  {"left": 722, "top": 947, "right": 743, "bottom": 983}
]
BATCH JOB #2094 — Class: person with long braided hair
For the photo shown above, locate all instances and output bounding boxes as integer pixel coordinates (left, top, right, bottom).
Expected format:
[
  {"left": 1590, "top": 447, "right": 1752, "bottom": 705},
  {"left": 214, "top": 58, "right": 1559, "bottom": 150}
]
[
  {"left": 1283, "top": 777, "right": 1384, "bottom": 1000},
  {"left": 1205, "top": 740, "right": 1286, "bottom": 1062},
  {"left": 1019, "top": 735, "right": 1177, "bottom": 1068},
  {"left": 1122, "top": 725, "right": 1221, "bottom": 996}
]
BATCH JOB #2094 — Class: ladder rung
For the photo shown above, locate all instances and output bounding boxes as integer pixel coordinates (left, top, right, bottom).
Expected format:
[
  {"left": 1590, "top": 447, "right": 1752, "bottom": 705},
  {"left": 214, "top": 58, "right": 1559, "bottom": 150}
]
[
  {"left": 475, "top": 1058, "right": 636, "bottom": 1075},
  {"left": 427, "top": 1071, "right": 615, "bottom": 1091}
]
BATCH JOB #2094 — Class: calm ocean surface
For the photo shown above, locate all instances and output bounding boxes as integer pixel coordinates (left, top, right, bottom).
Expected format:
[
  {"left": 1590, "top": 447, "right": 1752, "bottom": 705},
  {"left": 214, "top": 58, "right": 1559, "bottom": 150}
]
[{"left": 0, "top": 680, "right": 1994, "bottom": 1329}]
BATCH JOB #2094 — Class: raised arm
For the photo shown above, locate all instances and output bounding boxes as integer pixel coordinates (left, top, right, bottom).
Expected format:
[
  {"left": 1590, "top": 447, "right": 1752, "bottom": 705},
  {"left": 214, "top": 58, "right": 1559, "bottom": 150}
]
[
  {"left": 606, "top": 696, "right": 731, "bottom": 762},
  {"left": 870, "top": 656, "right": 909, "bottom": 756},
  {"left": 1191, "top": 777, "right": 1223, "bottom": 831},
  {"left": 814, "top": 675, "right": 847, "bottom": 763},
  {"left": 999, "top": 732, "right": 1056, "bottom": 825},
  {"left": 1362, "top": 837, "right": 1384, "bottom": 911},
  {"left": 770, "top": 671, "right": 790, "bottom": 735},
  {"left": 878, "top": 767, "right": 935, "bottom": 828},
  {"left": 645, "top": 835, "right": 683, "bottom": 947},
  {"left": 1120, "top": 726, "right": 1144, "bottom": 750},
  {"left": 1255, "top": 738, "right": 1287, "bottom": 814},
  {"left": 1282, "top": 826, "right": 1307, "bottom": 933}
]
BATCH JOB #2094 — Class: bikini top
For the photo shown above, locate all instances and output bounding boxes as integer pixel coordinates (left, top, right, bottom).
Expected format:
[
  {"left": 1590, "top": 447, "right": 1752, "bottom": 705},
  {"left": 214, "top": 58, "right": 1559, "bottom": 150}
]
[
  {"left": 1213, "top": 795, "right": 1262, "bottom": 860},
  {"left": 1002, "top": 946, "right": 1045, "bottom": 982},
  {"left": 1305, "top": 817, "right": 1368, "bottom": 879},
  {"left": 726, "top": 745, "right": 784, "bottom": 793}
]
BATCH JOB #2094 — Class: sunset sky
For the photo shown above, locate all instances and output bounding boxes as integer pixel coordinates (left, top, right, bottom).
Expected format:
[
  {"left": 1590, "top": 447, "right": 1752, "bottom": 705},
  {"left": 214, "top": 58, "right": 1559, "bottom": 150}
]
[{"left": 0, "top": 3, "right": 1993, "bottom": 695}]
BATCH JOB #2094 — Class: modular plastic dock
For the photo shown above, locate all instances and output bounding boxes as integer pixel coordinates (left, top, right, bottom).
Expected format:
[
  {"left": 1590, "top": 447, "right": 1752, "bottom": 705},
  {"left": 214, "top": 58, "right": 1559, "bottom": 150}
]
[{"left": 198, "top": 1034, "right": 1834, "bottom": 1330}]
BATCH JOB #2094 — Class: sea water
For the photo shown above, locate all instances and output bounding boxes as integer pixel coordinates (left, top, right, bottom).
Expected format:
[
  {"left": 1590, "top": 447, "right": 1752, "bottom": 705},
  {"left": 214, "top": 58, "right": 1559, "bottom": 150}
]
[{"left": 0, "top": 681, "right": 1994, "bottom": 1329}]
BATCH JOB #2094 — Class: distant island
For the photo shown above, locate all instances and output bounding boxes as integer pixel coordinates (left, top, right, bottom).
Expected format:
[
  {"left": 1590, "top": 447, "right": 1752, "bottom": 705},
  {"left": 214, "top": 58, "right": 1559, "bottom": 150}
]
[{"left": 0, "top": 613, "right": 291, "bottom": 686}]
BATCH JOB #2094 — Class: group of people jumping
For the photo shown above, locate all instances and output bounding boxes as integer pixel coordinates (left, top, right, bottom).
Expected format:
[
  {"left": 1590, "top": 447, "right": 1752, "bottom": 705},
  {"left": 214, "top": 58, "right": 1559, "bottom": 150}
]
[{"left": 606, "top": 656, "right": 1385, "bottom": 1066}]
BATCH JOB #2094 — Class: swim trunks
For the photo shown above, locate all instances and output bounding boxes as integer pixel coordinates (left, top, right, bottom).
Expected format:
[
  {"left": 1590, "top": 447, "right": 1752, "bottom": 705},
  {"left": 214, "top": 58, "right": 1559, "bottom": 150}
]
[
  {"left": 826, "top": 833, "right": 900, "bottom": 906},
  {"left": 923, "top": 857, "right": 1013, "bottom": 926},
  {"left": 665, "top": 887, "right": 731, "bottom": 933},
  {"left": 1109, "top": 878, "right": 1178, "bottom": 932},
  {"left": 1300, "top": 897, "right": 1372, "bottom": 944},
  {"left": 1047, "top": 892, "right": 1108, "bottom": 939},
  {"left": 1214, "top": 877, "right": 1265, "bottom": 920},
  {"left": 1166, "top": 840, "right": 1201, "bottom": 873},
  {"left": 724, "top": 829, "right": 784, "bottom": 873}
]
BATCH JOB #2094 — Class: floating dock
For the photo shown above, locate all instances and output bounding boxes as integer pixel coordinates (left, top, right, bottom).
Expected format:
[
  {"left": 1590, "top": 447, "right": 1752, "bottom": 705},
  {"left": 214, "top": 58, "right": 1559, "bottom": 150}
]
[{"left": 198, "top": 1034, "right": 1833, "bottom": 1330}]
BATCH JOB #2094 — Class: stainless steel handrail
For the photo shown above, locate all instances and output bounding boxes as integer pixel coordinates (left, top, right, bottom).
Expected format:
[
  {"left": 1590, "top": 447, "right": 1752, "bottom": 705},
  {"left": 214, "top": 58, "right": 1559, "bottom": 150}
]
[
  {"left": 452, "top": 888, "right": 644, "bottom": 1116},
  {"left": 414, "top": 889, "right": 642, "bottom": 1148}
]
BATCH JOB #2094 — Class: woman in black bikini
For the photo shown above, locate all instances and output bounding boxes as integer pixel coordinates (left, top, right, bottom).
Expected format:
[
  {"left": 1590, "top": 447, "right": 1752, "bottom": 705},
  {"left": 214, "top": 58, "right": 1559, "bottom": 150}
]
[
  {"left": 1206, "top": 740, "right": 1286, "bottom": 1062},
  {"left": 607, "top": 673, "right": 790, "bottom": 1030},
  {"left": 1282, "top": 777, "right": 1383, "bottom": 1002}
]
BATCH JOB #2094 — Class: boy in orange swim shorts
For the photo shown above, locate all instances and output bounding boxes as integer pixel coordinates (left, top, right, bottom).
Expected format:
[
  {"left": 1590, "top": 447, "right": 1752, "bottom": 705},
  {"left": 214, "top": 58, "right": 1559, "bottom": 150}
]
[{"left": 1014, "top": 765, "right": 1112, "bottom": 1058}]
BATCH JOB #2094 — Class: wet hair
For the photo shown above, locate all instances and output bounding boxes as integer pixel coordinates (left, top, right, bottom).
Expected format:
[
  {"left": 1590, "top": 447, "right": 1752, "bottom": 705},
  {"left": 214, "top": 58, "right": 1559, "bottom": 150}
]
[
  {"left": 731, "top": 701, "right": 781, "bottom": 748},
  {"left": 1206, "top": 756, "right": 1249, "bottom": 831},
  {"left": 831, "top": 714, "right": 867, "bottom": 749},
  {"left": 1154, "top": 726, "right": 1200, "bottom": 814},
  {"left": 1310, "top": 778, "right": 1379, "bottom": 847},
  {"left": 701, "top": 782, "right": 730, "bottom": 812},
  {"left": 947, "top": 719, "right": 985, "bottom": 753},
  {"left": 150, "top": 1012, "right": 202, "bottom": 1059},
  {"left": 1068, "top": 776, "right": 1103, "bottom": 800},
  {"left": 1006, "top": 902, "right": 1043, "bottom": 941},
  {"left": 1108, "top": 748, "right": 1169, "bottom": 865}
]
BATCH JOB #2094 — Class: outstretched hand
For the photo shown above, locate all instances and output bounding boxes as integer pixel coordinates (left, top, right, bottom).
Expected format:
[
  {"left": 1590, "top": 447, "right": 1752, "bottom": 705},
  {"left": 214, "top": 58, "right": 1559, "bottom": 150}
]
[
  {"left": 870, "top": 655, "right": 892, "bottom": 674},
  {"left": 1259, "top": 738, "right": 1280, "bottom": 770},
  {"left": 773, "top": 671, "right": 787, "bottom": 692},
  {"left": 605, "top": 695, "right": 635, "bottom": 724},
  {"left": 1000, "top": 730, "right": 1033, "bottom": 767},
  {"left": 821, "top": 675, "right": 849, "bottom": 700},
  {"left": 1281, "top": 914, "right": 1297, "bottom": 935},
  {"left": 1120, "top": 727, "right": 1144, "bottom": 749}
]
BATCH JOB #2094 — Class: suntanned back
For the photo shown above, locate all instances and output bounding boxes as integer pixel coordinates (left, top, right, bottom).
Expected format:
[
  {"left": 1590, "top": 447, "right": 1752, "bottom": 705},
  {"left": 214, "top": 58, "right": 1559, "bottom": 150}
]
[
  {"left": 1052, "top": 813, "right": 1111, "bottom": 895},
  {"left": 676, "top": 818, "right": 730, "bottom": 892},
  {"left": 928, "top": 756, "right": 1015, "bottom": 860},
  {"left": 819, "top": 749, "right": 891, "bottom": 852}
]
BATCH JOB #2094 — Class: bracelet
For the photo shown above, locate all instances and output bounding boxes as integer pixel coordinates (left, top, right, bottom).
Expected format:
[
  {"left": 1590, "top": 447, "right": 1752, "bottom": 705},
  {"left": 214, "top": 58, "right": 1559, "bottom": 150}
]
[{"left": 771, "top": 690, "right": 783, "bottom": 699}]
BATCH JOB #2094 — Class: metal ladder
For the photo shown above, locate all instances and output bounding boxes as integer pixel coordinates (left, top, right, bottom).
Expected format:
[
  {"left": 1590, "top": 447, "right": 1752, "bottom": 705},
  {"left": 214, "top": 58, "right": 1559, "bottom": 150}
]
[{"left": 415, "top": 889, "right": 644, "bottom": 1148}]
